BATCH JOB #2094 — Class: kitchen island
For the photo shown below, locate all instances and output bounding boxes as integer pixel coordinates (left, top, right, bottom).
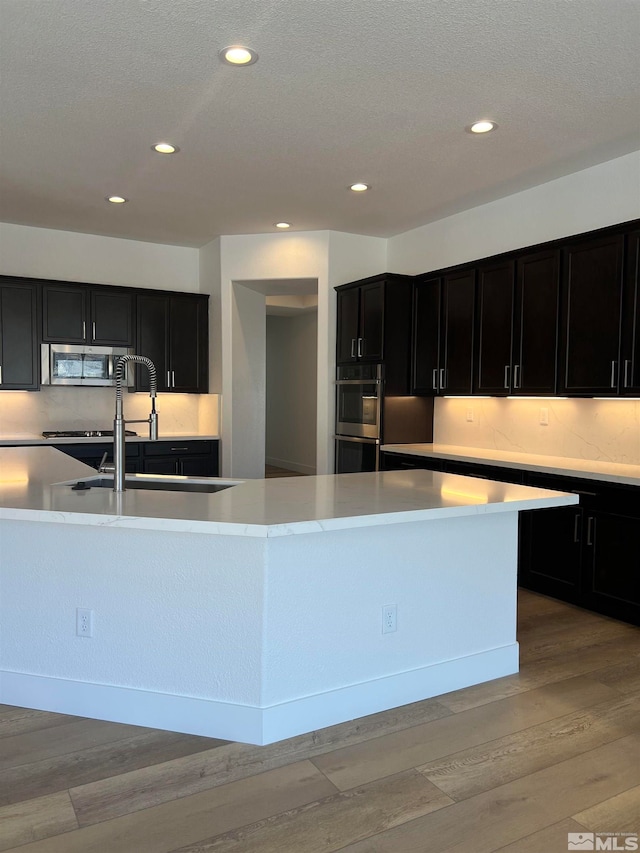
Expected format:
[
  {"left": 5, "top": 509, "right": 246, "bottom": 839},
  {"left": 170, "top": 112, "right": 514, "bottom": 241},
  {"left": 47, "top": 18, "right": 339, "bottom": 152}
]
[{"left": 0, "top": 446, "right": 578, "bottom": 745}]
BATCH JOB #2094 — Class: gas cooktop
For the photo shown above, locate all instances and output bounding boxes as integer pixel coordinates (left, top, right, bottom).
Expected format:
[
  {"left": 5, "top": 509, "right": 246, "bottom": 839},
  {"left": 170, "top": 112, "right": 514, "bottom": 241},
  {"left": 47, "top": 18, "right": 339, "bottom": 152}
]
[{"left": 42, "top": 430, "right": 138, "bottom": 438}]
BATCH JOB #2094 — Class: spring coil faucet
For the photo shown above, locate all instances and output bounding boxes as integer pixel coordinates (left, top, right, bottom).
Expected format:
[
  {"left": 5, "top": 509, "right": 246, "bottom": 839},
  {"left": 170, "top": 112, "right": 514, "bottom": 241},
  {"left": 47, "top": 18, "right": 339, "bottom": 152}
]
[{"left": 112, "top": 355, "right": 159, "bottom": 491}]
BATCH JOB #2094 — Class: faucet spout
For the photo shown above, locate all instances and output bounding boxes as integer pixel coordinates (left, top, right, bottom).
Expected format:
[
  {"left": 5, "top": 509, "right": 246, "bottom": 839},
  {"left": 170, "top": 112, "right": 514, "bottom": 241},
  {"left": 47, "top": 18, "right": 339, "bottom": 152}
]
[{"left": 112, "top": 355, "right": 159, "bottom": 492}]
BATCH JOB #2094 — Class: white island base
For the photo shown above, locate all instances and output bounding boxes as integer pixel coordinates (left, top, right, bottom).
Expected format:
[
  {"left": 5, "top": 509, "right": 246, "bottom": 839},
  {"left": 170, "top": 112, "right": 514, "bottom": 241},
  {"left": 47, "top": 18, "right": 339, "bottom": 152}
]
[{"left": 0, "top": 449, "right": 578, "bottom": 745}]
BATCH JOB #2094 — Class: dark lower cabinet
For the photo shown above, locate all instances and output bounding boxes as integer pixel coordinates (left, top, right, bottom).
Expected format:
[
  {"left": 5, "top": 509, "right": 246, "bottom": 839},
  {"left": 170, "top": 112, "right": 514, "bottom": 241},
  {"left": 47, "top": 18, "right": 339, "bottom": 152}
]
[
  {"left": 518, "top": 505, "right": 583, "bottom": 603},
  {"left": 381, "top": 449, "right": 639, "bottom": 625},
  {"left": 52, "top": 439, "right": 219, "bottom": 478},
  {"left": 141, "top": 440, "right": 219, "bottom": 476},
  {"left": 583, "top": 510, "right": 640, "bottom": 625}
]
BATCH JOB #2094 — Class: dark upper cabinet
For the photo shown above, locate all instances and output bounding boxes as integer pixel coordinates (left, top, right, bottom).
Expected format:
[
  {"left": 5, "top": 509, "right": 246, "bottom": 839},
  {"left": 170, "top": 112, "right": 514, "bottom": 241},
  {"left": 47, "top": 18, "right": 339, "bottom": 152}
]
[
  {"left": 559, "top": 233, "right": 625, "bottom": 395},
  {"left": 136, "top": 293, "right": 208, "bottom": 393},
  {"left": 336, "top": 280, "right": 384, "bottom": 363},
  {"left": 475, "top": 260, "right": 515, "bottom": 395},
  {"left": 413, "top": 268, "right": 475, "bottom": 395},
  {"left": 335, "top": 274, "right": 414, "bottom": 393},
  {"left": 620, "top": 230, "right": 640, "bottom": 395},
  {"left": 440, "top": 268, "right": 476, "bottom": 395},
  {"left": 42, "top": 283, "right": 133, "bottom": 346},
  {"left": 0, "top": 280, "right": 39, "bottom": 390},
  {"left": 513, "top": 249, "right": 560, "bottom": 395},
  {"left": 412, "top": 276, "right": 441, "bottom": 394}
]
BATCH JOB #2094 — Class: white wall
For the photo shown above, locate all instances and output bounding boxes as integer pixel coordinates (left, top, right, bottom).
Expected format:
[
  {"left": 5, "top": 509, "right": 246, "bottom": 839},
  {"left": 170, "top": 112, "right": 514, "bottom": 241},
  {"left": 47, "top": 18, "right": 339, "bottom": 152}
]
[
  {"left": 387, "top": 151, "right": 640, "bottom": 274},
  {"left": 0, "top": 222, "right": 199, "bottom": 291},
  {"left": 199, "top": 237, "right": 222, "bottom": 393},
  {"left": 266, "top": 312, "right": 318, "bottom": 474},
  {"left": 215, "top": 230, "right": 388, "bottom": 478}
]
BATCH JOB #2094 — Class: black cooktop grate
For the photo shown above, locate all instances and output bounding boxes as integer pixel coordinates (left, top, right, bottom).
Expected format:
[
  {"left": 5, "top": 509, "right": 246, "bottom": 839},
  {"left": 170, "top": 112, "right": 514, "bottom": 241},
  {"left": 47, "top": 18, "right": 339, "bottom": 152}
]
[{"left": 42, "top": 430, "right": 138, "bottom": 438}]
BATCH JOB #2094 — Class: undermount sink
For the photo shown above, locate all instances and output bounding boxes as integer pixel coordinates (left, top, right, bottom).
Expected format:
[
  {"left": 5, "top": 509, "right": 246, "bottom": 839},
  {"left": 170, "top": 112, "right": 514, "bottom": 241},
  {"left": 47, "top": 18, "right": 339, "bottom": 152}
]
[{"left": 68, "top": 477, "right": 238, "bottom": 494}]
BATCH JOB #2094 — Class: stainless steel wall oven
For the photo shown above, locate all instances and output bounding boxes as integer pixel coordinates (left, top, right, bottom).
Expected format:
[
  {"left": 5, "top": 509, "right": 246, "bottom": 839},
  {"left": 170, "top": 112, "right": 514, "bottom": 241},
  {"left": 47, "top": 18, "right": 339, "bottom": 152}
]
[{"left": 335, "top": 363, "right": 382, "bottom": 473}]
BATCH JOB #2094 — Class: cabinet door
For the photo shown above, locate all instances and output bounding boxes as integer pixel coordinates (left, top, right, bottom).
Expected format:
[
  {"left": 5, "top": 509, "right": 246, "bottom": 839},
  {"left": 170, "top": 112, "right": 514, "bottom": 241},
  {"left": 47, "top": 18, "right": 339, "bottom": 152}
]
[
  {"left": 136, "top": 294, "right": 170, "bottom": 391},
  {"left": 169, "top": 296, "right": 208, "bottom": 392},
  {"left": 0, "top": 282, "right": 39, "bottom": 390},
  {"left": 359, "top": 282, "right": 384, "bottom": 361},
  {"left": 412, "top": 277, "right": 441, "bottom": 394},
  {"left": 560, "top": 234, "right": 624, "bottom": 395},
  {"left": 583, "top": 511, "right": 640, "bottom": 625},
  {"left": 475, "top": 260, "right": 515, "bottom": 395},
  {"left": 91, "top": 289, "right": 133, "bottom": 346},
  {"left": 42, "top": 284, "right": 87, "bottom": 342},
  {"left": 336, "top": 288, "right": 360, "bottom": 363},
  {"left": 142, "top": 457, "right": 178, "bottom": 474},
  {"left": 440, "top": 269, "right": 475, "bottom": 394},
  {"left": 518, "top": 506, "right": 583, "bottom": 603},
  {"left": 620, "top": 230, "right": 640, "bottom": 395},
  {"left": 513, "top": 249, "right": 560, "bottom": 395}
]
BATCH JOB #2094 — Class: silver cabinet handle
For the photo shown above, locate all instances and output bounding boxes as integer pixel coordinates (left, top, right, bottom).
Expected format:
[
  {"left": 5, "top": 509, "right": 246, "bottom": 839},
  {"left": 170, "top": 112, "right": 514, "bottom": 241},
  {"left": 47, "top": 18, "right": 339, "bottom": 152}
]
[
  {"left": 432, "top": 368, "right": 439, "bottom": 390},
  {"left": 170, "top": 446, "right": 189, "bottom": 452},
  {"left": 0, "top": 364, "right": 3, "bottom": 384},
  {"left": 624, "top": 359, "right": 632, "bottom": 388},
  {"left": 610, "top": 360, "right": 617, "bottom": 388},
  {"left": 171, "top": 370, "right": 175, "bottom": 388},
  {"left": 350, "top": 339, "right": 356, "bottom": 358},
  {"left": 439, "top": 368, "right": 446, "bottom": 390},
  {"left": 166, "top": 371, "right": 171, "bottom": 388},
  {"left": 573, "top": 513, "right": 581, "bottom": 543},
  {"left": 504, "top": 365, "right": 510, "bottom": 389},
  {"left": 82, "top": 321, "right": 86, "bottom": 340},
  {"left": 92, "top": 321, "right": 96, "bottom": 340},
  {"left": 587, "top": 516, "right": 595, "bottom": 546},
  {"left": 514, "top": 364, "right": 520, "bottom": 389},
  {"left": 357, "top": 338, "right": 364, "bottom": 358}
]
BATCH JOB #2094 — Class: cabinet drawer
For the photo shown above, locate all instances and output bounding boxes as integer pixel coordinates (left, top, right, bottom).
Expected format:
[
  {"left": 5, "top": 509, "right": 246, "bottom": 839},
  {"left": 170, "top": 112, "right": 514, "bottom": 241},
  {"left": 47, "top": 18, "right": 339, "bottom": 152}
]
[{"left": 142, "top": 440, "right": 213, "bottom": 457}]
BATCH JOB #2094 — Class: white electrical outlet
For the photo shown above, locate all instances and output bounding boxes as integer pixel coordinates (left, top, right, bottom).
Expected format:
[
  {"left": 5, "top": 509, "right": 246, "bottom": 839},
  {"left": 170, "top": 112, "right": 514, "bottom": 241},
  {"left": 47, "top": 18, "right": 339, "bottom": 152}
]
[
  {"left": 539, "top": 407, "right": 549, "bottom": 426},
  {"left": 76, "top": 608, "right": 94, "bottom": 638},
  {"left": 466, "top": 408, "right": 474, "bottom": 422},
  {"left": 382, "top": 604, "right": 397, "bottom": 634}
]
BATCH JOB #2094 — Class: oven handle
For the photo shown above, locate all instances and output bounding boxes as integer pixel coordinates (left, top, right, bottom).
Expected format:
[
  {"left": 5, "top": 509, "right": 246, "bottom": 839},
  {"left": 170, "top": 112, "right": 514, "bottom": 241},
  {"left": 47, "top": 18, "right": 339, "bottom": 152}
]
[
  {"left": 335, "top": 379, "right": 382, "bottom": 385},
  {"left": 334, "top": 435, "right": 380, "bottom": 445}
]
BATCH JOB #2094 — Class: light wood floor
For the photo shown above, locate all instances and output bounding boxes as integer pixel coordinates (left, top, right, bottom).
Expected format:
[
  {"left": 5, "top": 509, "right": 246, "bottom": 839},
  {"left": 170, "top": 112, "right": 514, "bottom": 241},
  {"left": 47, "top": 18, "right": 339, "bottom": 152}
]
[
  {"left": 265, "top": 464, "right": 307, "bottom": 478},
  {"left": 1, "top": 591, "right": 639, "bottom": 853}
]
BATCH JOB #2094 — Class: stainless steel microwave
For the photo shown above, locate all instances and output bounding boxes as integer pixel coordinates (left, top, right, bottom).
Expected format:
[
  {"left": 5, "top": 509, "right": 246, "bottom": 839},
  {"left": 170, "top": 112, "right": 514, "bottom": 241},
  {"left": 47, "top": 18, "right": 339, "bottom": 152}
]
[{"left": 41, "top": 344, "right": 133, "bottom": 387}]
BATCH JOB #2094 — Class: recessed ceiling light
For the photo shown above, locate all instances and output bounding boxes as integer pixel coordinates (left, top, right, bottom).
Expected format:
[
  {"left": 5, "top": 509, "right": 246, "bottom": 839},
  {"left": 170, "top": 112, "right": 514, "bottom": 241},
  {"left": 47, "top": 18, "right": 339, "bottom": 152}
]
[
  {"left": 350, "top": 183, "right": 370, "bottom": 192},
  {"left": 275, "top": 222, "right": 291, "bottom": 229},
  {"left": 152, "top": 142, "right": 179, "bottom": 154},
  {"left": 106, "top": 196, "right": 127, "bottom": 204},
  {"left": 468, "top": 120, "right": 497, "bottom": 134},
  {"left": 220, "top": 45, "right": 258, "bottom": 66}
]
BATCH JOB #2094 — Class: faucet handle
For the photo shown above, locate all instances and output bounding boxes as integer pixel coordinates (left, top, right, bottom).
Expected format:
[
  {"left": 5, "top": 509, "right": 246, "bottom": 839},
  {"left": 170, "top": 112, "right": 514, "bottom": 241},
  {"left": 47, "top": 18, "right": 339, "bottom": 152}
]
[{"left": 97, "top": 451, "right": 114, "bottom": 474}]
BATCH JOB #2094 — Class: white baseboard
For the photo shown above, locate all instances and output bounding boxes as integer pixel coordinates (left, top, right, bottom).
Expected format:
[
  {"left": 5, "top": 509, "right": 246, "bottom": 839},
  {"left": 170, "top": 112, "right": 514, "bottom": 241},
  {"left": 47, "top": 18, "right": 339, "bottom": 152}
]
[
  {"left": 0, "top": 644, "right": 518, "bottom": 745},
  {"left": 265, "top": 456, "right": 316, "bottom": 475}
]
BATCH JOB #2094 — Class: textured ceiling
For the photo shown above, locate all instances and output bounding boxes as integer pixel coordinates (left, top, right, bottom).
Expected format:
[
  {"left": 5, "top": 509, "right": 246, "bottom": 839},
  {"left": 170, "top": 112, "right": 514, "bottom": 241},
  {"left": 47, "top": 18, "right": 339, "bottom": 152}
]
[{"left": 1, "top": 0, "right": 639, "bottom": 247}]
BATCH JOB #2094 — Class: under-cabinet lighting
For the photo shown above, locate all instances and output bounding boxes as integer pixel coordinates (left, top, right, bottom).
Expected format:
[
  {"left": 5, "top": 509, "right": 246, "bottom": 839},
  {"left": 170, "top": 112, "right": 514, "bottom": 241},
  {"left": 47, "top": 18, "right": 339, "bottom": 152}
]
[
  {"left": 593, "top": 397, "right": 640, "bottom": 400},
  {"left": 443, "top": 396, "right": 491, "bottom": 399},
  {"left": 506, "top": 396, "right": 568, "bottom": 400}
]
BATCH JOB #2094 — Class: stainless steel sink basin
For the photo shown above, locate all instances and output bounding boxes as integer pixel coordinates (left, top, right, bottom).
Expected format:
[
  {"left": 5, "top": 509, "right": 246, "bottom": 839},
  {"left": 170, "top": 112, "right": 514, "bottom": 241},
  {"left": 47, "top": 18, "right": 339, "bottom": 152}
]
[{"left": 69, "top": 477, "right": 237, "bottom": 494}]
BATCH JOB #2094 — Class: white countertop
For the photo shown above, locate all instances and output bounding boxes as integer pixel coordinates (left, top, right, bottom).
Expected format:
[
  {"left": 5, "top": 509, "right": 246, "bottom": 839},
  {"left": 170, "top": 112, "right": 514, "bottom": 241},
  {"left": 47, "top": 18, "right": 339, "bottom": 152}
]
[
  {"left": 0, "top": 433, "right": 219, "bottom": 445},
  {"left": 381, "top": 443, "right": 640, "bottom": 488},
  {"left": 0, "top": 446, "right": 578, "bottom": 537}
]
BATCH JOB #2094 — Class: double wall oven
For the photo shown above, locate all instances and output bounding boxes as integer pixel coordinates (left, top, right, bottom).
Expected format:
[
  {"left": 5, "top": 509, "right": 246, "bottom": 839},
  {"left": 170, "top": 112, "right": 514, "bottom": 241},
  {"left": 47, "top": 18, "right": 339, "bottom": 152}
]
[{"left": 334, "top": 364, "right": 382, "bottom": 473}]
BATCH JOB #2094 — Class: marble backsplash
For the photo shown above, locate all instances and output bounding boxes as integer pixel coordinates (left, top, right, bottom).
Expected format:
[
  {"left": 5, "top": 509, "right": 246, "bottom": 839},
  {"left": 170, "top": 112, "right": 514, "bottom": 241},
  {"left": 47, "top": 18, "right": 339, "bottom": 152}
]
[
  {"left": 434, "top": 397, "right": 640, "bottom": 464},
  {"left": 0, "top": 387, "right": 220, "bottom": 437}
]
